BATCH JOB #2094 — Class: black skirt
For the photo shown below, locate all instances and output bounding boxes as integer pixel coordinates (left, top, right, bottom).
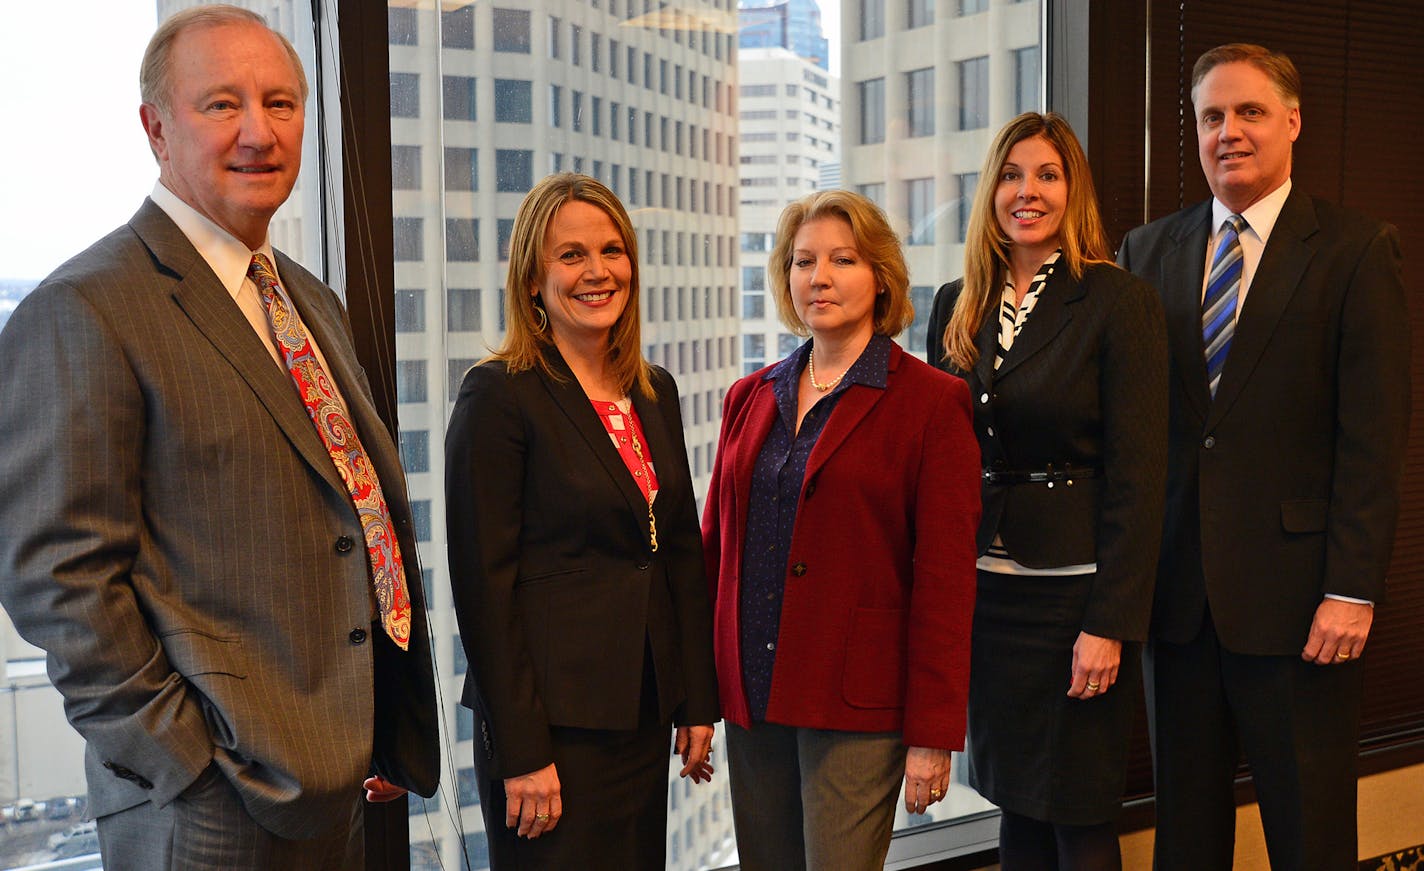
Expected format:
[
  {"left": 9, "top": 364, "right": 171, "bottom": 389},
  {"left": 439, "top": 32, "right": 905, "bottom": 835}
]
[{"left": 965, "top": 568, "right": 1141, "bottom": 825}]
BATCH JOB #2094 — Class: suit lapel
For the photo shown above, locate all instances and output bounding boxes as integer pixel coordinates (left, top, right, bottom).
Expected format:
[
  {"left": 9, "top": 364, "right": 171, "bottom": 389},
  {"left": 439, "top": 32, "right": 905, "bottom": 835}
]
[
  {"left": 970, "top": 308, "right": 997, "bottom": 398},
  {"left": 131, "top": 203, "right": 347, "bottom": 497},
  {"left": 993, "top": 267, "right": 1084, "bottom": 382},
  {"left": 1162, "top": 203, "right": 1214, "bottom": 423},
  {"left": 1206, "top": 190, "right": 1318, "bottom": 428},
  {"left": 538, "top": 349, "right": 652, "bottom": 545}
]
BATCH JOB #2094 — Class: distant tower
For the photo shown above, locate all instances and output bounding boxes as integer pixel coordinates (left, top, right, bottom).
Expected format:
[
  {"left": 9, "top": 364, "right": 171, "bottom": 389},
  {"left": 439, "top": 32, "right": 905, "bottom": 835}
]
[{"left": 737, "top": 0, "right": 829, "bottom": 70}]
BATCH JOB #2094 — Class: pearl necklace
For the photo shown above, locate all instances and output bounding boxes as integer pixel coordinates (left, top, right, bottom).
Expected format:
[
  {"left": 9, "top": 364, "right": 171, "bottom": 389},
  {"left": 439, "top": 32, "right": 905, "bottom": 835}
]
[{"left": 807, "top": 348, "right": 847, "bottom": 392}]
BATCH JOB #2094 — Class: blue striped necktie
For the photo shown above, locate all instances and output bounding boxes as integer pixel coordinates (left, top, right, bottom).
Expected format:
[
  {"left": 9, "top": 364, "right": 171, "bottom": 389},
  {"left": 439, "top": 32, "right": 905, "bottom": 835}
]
[{"left": 1203, "top": 214, "right": 1246, "bottom": 397}]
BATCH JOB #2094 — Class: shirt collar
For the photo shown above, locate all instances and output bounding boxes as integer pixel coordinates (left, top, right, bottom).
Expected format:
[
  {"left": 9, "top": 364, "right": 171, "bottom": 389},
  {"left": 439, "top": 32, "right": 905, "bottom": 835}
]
[
  {"left": 149, "top": 181, "right": 278, "bottom": 301},
  {"left": 1212, "top": 178, "right": 1291, "bottom": 246}
]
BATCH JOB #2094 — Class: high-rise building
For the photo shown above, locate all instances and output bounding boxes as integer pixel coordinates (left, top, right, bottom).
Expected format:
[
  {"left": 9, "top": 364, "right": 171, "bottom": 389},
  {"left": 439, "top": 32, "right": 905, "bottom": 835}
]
[
  {"left": 839, "top": 0, "right": 1043, "bottom": 359},
  {"left": 737, "top": 0, "right": 830, "bottom": 71},
  {"left": 736, "top": 46, "right": 840, "bottom": 375}
]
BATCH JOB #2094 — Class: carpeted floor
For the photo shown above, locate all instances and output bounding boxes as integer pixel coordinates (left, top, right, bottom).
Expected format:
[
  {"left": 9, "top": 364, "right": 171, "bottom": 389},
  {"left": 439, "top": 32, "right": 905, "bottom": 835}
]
[{"left": 1361, "top": 845, "right": 1424, "bottom": 870}]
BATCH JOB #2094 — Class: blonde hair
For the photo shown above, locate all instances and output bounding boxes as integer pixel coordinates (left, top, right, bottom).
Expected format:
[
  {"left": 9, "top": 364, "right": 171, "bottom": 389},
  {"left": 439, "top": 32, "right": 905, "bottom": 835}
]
[
  {"left": 768, "top": 189, "right": 913, "bottom": 338},
  {"left": 141, "top": 5, "right": 309, "bottom": 112},
  {"left": 1192, "top": 43, "right": 1301, "bottom": 110},
  {"left": 941, "top": 112, "right": 1111, "bottom": 371},
  {"left": 495, "top": 173, "right": 654, "bottom": 399}
]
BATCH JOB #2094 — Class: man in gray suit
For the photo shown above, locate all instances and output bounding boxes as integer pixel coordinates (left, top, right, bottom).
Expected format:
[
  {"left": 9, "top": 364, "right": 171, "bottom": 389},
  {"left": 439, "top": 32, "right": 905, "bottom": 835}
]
[{"left": 0, "top": 6, "right": 438, "bottom": 868}]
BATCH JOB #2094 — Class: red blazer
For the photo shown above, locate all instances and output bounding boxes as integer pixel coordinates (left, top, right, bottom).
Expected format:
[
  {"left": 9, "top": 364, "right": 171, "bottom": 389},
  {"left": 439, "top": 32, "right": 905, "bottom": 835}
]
[{"left": 702, "top": 342, "right": 981, "bottom": 749}]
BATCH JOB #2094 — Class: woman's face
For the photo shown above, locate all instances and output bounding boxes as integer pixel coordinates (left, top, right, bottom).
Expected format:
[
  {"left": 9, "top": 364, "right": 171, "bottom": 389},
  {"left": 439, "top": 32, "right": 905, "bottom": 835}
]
[
  {"left": 994, "top": 134, "right": 1069, "bottom": 263},
  {"left": 789, "top": 216, "right": 879, "bottom": 345},
  {"left": 534, "top": 199, "right": 632, "bottom": 347}
]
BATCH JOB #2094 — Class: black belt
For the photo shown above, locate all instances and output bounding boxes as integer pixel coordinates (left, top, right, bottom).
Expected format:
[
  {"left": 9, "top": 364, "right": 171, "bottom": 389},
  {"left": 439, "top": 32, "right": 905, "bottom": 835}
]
[{"left": 982, "top": 464, "right": 1101, "bottom": 484}]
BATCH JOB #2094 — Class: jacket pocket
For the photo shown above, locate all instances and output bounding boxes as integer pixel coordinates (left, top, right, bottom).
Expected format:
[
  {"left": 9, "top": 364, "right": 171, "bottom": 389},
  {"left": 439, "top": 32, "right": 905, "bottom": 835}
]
[
  {"left": 842, "top": 607, "right": 907, "bottom": 710},
  {"left": 158, "top": 628, "right": 247, "bottom": 678},
  {"left": 1280, "top": 499, "right": 1328, "bottom": 533}
]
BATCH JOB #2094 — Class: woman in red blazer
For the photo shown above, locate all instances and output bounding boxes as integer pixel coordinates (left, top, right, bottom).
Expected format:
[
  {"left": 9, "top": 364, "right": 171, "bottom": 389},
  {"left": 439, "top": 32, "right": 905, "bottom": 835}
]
[{"left": 702, "top": 190, "right": 981, "bottom": 870}]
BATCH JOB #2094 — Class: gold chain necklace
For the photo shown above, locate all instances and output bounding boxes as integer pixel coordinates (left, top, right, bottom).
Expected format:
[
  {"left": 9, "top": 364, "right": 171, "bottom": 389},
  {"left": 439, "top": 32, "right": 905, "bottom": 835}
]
[
  {"left": 624, "top": 406, "right": 659, "bottom": 552},
  {"left": 807, "top": 348, "right": 847, "bottom": 392}
]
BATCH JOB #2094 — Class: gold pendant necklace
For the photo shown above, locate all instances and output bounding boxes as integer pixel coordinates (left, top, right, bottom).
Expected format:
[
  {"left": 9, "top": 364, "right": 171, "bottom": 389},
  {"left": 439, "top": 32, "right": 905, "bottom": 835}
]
[
  {"left": 807, "top": 348, "right": 846, "bottom": 392},
  {"left": 627, "top": 417, "right": 659, "bottom": 552}
]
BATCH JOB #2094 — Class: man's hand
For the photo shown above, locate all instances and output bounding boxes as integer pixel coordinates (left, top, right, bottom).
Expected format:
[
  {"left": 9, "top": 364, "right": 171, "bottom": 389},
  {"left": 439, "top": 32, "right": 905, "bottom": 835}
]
[
  {"left": 903, "top": 746, "right": 952, "bottom": 815},
  {"left": 1302, "top": 598, "right": 1373, "bottom": 665},
  {"left": 505, "top": 763, "right": 561, "bottom": 838}
]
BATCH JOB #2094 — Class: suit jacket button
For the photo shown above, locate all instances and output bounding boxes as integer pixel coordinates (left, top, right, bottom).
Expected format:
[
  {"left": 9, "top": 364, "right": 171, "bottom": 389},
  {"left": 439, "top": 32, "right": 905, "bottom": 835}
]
[
  {"left": 804, "top": 480, "right": 816, "bottom": 497},
  {"left": 980, "top": 392, "right": 990, "bottom": 404},
  {"left": 1203, "top": 436, "right": 1216, "bottom": 449},
  {"left": 791, "top": 562, "right": 807, "bottom": 577},
  {"left": 335, "top": 535, "right": 355, "bottom": 553},
  {"left": 637, "top": 561, "right": 650, "bottom": 570},
  {"left": 349, "top": 627, "right": 368, "bottom": 644}
]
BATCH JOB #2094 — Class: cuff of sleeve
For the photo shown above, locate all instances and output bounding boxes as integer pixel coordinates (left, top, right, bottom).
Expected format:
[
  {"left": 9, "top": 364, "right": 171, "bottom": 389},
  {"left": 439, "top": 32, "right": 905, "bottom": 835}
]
[{"left": 1324, "top": 593, "right": 1374, "bottom": 606}]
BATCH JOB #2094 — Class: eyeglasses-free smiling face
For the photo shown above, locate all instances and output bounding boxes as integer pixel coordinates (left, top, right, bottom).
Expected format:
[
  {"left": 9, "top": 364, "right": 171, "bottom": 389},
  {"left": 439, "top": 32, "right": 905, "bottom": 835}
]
[
  {"left": 140, "top": 21, "right": 305, "bottom": 250},
  {"left": 534, "top": 199, "right": 633, "bottom": 350},
  {"left": 1194, "top": 60, "right": 1300, "bottom": 214},
  {"left": 994, "top": 134, "right": 1068, "bottom": 264},
  {"left": 789, "top": 216, "right": 879, "bottom": 345}
]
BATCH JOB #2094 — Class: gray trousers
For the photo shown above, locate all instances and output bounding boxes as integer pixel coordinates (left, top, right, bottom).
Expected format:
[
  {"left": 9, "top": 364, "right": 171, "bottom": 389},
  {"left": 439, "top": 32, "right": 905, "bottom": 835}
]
[
  {"left": 95, "top": 763, "right": 364, "bottom": 870},
  {"left": 726, "top": 722, "right": 906, "bottom": 871}
]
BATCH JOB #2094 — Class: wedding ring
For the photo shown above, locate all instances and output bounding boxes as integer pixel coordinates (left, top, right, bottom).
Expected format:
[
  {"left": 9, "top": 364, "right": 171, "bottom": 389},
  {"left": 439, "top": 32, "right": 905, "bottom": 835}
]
[
  {"left": 535, "top": 813, "right": 550, "bottom": 821},
  {"left": 1086, "top": 681, "right": 1101, "bottom": 691},
  {"left": 1336, "top": 651, "right": 1351, "bottom": 660},
  {"left": 930, "top": 788, "right": 942, "bottom": 798}
]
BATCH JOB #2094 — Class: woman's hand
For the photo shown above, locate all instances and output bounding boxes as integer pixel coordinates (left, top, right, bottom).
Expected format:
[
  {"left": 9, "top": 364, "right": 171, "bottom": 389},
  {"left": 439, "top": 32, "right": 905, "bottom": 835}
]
[
  {"left": 903, "top": 746, "right": 952, "bottom": 815},
  {"left": 676, "top": 724, "right": 716, "bottom": 783},
  {"left": 504, "top": 763, "right": 562, "bottom": 838},
  {"left": 1067, "top": 631, "right": 1122, "bottom": 699}
]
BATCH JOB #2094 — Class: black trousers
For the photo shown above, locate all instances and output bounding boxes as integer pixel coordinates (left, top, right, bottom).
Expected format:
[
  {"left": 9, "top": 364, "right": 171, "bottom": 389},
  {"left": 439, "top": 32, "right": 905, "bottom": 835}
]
[{"left": 1145, "top": 611, "right": 1363, "bottom": 871}]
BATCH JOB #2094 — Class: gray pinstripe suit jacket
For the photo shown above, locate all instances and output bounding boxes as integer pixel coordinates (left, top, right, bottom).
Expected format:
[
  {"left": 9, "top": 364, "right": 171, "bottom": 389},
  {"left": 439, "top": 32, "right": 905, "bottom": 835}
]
[{"left": 0, "top": 199, "right": 438, "bottom": 839}]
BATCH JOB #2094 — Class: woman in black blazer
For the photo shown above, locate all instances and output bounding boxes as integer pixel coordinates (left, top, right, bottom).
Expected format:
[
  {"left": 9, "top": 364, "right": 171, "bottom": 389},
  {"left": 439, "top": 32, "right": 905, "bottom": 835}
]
[
  {"left": 445, "top": 174, "right": 719, "bottom": 869},
  {"left": 926, "top": 114, "right": 1168, "bottom": 870}
]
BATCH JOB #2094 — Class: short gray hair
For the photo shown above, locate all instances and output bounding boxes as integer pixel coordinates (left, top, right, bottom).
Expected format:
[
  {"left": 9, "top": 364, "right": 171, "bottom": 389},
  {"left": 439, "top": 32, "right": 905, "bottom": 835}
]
[{"left": 140, "top": 4, "right": 309, "bottom": 111}]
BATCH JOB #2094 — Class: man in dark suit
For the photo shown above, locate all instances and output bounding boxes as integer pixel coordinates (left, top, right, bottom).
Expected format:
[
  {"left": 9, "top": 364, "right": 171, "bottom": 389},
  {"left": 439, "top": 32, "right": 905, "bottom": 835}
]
[
  {"left": 1118, "top": 43, "right": 1409, "bottom": 870},
  {"left": 0, "top": 6, "right": 438, "bottom": 868}
]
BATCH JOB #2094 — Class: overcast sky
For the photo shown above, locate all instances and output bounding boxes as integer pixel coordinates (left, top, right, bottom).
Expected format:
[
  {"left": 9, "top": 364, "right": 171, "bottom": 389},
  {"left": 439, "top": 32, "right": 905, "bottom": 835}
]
[{"left": 0, "top": 2, "right": 160, "bottom": 281}]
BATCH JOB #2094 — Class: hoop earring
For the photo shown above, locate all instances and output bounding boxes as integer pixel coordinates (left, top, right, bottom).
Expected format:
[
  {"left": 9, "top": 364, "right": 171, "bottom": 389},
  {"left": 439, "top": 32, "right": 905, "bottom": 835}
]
[{"left": 532, "top": 299, "right": 549, "bottom": 334}]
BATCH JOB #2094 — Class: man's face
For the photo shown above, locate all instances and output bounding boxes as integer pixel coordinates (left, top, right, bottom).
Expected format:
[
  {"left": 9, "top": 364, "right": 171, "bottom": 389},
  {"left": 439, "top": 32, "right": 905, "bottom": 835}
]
[
  {"left": 1194, "top": 61, "right": 1300, "bottom": 214},
  {"left": 140, "top": 22, "right": 304, "bottom": 249}
]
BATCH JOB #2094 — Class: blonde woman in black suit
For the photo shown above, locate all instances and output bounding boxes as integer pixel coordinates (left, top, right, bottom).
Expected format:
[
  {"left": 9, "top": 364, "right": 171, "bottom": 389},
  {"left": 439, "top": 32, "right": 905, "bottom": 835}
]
[
  {"left": 446, "top": 173, "right": 718, "bottom": 869},
  {"left": 926, "top": 113, "right": 1168, "bottom": 870}
]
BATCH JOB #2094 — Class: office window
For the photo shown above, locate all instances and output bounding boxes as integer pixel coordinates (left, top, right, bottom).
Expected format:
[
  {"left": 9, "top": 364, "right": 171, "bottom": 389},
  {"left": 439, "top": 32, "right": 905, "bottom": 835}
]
[
  {"left": 395, "top": 288, "right": 424, "bottom": 332},
  {"left": 777, "top": 333, "right": 799, "bottom": 357},
  {"left": 906, "top": 178, "right": 935, "bottom": 246},
  {"left": 908, "top": 0, "right": 933, "bottom": 28},
  {"left": 389, "top": 72, "right": 419, "bottom": 118},
  {"left": 549, "top": 84, "right": 562, "bottom": 127},
  {"left": 399, "top": 430, "right": 429, "bottom": 473},
  {"left": 496, "top": 149, "right": 534, "bottom": 192},
  {"left": 591, "top": 33, "right": 602, "bottom": 72},
  {"left": 457, "top": 766, "right": 479, "bottom": 806},
  {"left": 393, "top": 217, "right": 423, "bottom": 260},
  {"left": 959, "top": 55, "right": 989, "bottom": 130},
  {"left": 494, "top": 79, "right": 532, "bottom": 123},
  {"left": 610, "top": 102, "right": 620, "bottom": 140},
  {"left": 907, "top": 67, "right": 934, "bottom": 137},
  {"left": 442, "top": 75, "right": 476, "bottom": 121},
  {"left": 391, "top": 144, "right": 421, "bottom": 190},
  {"left": 957, "top": 172, "right": 980, "bottom": 243},
  {"left": 1015, "top": 45, "right": 1041, "bottom": 114},
  {"left": 498, "top": 218, "right": 515, "bottom": 260},
  {"left": 388, "top": 7, "right": 418, "bottom": 45},
  {"left": 860, "top": 0, "right": 885, "bottom": 40},
  {"left": 448, "top": 359, "right": 477, "bottom": 401},
  {"left": 610, "top": 38, "right": 620, "bottom": 77},
  {"left": 444, "top": 147, "right": 477, "bottom": 191},
  {"left": 743, "top": 292, "right": 765, "bottom": 319},
  {"left": 571, "top": 24, "right": 582, "bottom": 66},
  {"left": 858, "top": 78, "right": 885, "bottom": 144},
  {"left": 396, "top": 360, "right": 428, "bottom": 403},
  {"left": 492, "top": 8, "right": 530, "bottom": 52},
  {"left": 442, "top": 4, "right": 475, "bottom": 49},
  {"left": 411, "top": 500, "right": 432, "bottom": 540},
  {"left": 742, "top": 266, "right": 766, "bottom": 292},
  {"left": 958, "top": 0, "right": 988, "bottom": 13},
  {"left": 448, "top": 287, "right": 481, "bottom": 332},
  {"left": 548, "top": 15, "right": 560, "bottom": 58},
  {"left": 908, "top": 286, "right": 935, "bottom": 352},
  {"left": 573, "top": 91, "right": 584, "bottom": 132},
  {"left": 446, "top": 218, "right": 479, "bottom": 261},
  {"left": 592, "top": 96, "right": 603, "bottom": 136},
  {"left": 455, "top": 706, "right": 474, "bottom": 742}
]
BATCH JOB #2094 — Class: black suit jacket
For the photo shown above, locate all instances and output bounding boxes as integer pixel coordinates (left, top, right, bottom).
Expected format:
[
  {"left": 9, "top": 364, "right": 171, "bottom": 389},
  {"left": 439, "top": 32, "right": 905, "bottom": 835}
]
[
  {"left": 1118, "top": 189, "right": 1410, "bottom": 654},
  {"left": 927, "top": 262, "right": 1169, "bottom": 642},
  {"left": 445, "top": 351, "right": 718, "bottom": 779}
]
